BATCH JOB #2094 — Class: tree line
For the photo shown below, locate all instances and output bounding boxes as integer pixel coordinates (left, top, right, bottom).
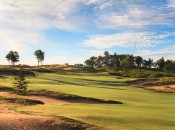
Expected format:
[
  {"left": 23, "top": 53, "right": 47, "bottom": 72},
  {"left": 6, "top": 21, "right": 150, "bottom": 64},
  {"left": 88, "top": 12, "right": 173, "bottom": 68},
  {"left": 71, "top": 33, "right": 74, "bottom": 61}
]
[
  {"left": 5, "top": 49, "right": 45, "bottom": 66},
  {"left": 84, "top": 51, "right": 175, "bottom": 73}
]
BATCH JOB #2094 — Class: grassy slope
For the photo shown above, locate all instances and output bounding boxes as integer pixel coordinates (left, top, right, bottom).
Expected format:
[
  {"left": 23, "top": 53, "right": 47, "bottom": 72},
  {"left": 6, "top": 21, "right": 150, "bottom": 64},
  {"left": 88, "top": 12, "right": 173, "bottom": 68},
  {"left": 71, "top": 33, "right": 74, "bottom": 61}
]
[{"left": 0, "top": 72, "right": 175, "bottom": 130}]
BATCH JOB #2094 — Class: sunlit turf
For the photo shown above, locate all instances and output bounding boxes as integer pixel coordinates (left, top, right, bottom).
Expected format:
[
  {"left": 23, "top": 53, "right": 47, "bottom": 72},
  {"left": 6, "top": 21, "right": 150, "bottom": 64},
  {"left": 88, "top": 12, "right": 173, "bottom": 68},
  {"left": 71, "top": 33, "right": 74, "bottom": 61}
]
[
  {"left": 0, "top": 71, "right": 175, "bottom": 129},
  {"left": 16, "top": 103, "right": 175, "bottom": 130}
]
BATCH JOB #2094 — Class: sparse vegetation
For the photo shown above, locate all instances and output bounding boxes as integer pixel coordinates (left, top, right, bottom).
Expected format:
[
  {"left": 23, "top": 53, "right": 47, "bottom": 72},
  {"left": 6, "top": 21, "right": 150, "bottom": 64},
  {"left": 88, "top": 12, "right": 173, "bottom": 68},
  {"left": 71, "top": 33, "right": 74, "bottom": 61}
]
[
  {"left": 0, "top": 96, "right": 44, "bottom": 105},
  {"left": 12, "top": 72, "right": 28, "bottom": 95},
  {"left": 108, "top": 69, "right": 174, "bottom": 78},
  {"left": 159, "top": 77, "right": 175, "bottom": 84}
]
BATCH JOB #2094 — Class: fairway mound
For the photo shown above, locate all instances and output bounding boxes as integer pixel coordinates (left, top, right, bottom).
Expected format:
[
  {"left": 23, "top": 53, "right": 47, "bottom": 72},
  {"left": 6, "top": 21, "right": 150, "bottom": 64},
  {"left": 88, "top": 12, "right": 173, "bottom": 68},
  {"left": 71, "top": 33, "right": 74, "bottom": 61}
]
[
  {"left": 42, "top": 65, "right": 97, "bottom": 73},
  {"left": 28, "top": 90, "right": 123, "bottom": 104},
  {"left": 146, "top": 85, "right": 175, "bottom": 93},
  {"left": 0, "top": 92, "right": 70, "bottom": 105},
  {"left": 63, "top": 66, "right": 96, "bottom": 73},
  {"left": 128, "top": 78, "right": 175, "bottom": 93},
  {"left": 128, "top": 78, "right": 159, "bottom": 87},
  {"left": 0, "top": 87, "right": 15, "bottom": 92},
  {"left": 0, "top": 90, "right": 123, "bottom": 105},
  {"left": 0, "top": 96, "right": 44, "bottom": 105},
  {"left": 0, "top": 65, "right": 97, "bottom": 74},
  {"left": 0, "top": 69, "right": 36, "bottom": 76}
]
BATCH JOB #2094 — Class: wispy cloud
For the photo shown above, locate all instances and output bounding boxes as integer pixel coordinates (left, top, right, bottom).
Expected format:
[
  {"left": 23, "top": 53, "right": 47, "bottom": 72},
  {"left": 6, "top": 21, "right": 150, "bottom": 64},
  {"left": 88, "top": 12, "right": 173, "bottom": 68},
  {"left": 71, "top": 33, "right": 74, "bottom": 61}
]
[
  {"left": 168, "top": 0, "right": 175, "bottom": 8},
  {"left": 45, "top": 56, "right": 86, "bottom": 65},
  {"left": 85, "top": 50, "right": 105, "bottom": 56},
  {"left": 96, "top": 0, "right": 175, "bottom": 28},
  {"left": 0, "top": 0, "right": 86, "bottom": 52},
  {"left": 1, "top": 0, "right": 175, "bottom": 52},
  {"left": 81, "top": 32, "right": 175, "bottom": 49},
  {"left": 135, "top": 45, "right": 175, "bottom": 60},
  {"left": 0, "top": 0, "right": 175, "bottom": 64}
]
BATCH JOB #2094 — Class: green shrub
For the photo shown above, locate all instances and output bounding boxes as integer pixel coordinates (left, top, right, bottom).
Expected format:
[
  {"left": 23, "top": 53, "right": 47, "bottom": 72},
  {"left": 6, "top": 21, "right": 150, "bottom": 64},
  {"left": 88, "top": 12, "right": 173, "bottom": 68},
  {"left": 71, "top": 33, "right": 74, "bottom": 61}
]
[
  {"left": 149, "top": 73, "right": 163, "bottom": 78},
  {"left": 106, "top": 68, "right": 175, "bottom": 78},
  {"left": 13, "top": 72, "right": 28, "bottom": 95}
]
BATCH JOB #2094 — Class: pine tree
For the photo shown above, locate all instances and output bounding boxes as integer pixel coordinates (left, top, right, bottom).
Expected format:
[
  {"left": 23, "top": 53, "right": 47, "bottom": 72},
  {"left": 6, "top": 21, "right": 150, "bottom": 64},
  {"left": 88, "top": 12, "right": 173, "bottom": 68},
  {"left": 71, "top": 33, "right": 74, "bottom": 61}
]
[{"left": 12, "top": 72, "right": 28, "bottom": 95}]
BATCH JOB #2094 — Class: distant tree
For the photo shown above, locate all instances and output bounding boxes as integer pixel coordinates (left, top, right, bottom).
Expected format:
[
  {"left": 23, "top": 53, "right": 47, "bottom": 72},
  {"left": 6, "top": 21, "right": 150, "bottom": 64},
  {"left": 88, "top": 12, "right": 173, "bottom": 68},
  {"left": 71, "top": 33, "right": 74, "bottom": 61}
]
[
  {"left": 156, "top": 57, "right": 165, "bottom": 69},
  {"left": 142, "top": 60, "right": 148, "bottom": 68},
  {"left": 74, "top": 64, "right": 84, "bottom": 67},
  {"left": 103, "top": 51, "right": 110, "bottom": 66},
  {"left": 110, "top": 53, "right": 120, "bottom": 68},
  {"left": 142, "top": 59, "right": 153, "bottom": 68},
  {"left": 84, "top": 51, "right": 175, "bottom": 73},
  {"left": 96, "top": 56, "right": 104, "bottom": 68},
  {"left": 135, "top": 56, "right": 143, "bottom": 67},
  {"left": 34, "top": 50, "right": 45, "bottom": 66},
  {"left": 120, "top": 57, "right": 133, "bottom": 69},
  {"left": 12, "top": 72, "right": 28, "bottom": 95},
  {"left": 147, "top": 58, "right": 153, "bottom": 68},
  {"left": 85, "top": 59, "right": 93, "bottom": 67},
  {"left": 5, "top": 51, "right": 19, "bottom": 66},
  {"left": 163, "top": 60, "right": 175, "bottom": 73},
  {"left": 84, "top": 56, "right": 97, "bottom": 68}
]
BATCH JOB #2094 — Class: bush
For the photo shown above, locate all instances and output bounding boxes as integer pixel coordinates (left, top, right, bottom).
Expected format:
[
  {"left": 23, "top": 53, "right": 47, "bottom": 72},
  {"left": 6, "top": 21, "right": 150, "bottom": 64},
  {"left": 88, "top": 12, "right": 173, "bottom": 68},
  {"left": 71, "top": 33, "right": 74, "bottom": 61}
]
[
  {"left": 105, "top": 68, "right": 175, "bottom": 78},
  {"left": 12, "top": 72, "right": 28, "bottom": 95},
  {"left": 159, "top": 77, "right": 175, "bottom": 84},
  {"left": 163, "top": 62, "right": 175, "bottom": 73},
  {"left": 149, "top": 73, "right": 163, "bottom": 78},
  {"left": 121, "top": 69, "right": 149, "bottom": 78}
]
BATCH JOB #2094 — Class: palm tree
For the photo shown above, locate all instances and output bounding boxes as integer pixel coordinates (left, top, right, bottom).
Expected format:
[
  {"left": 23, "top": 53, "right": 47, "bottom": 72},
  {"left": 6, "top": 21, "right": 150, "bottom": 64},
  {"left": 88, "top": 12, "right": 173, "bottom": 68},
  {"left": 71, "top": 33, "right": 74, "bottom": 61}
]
[
  {"left": 5, "top": 51, "right": 19, "bottom": 66},
  {"left": 34, "top": 50, "right": 45, "bottom": 66}
]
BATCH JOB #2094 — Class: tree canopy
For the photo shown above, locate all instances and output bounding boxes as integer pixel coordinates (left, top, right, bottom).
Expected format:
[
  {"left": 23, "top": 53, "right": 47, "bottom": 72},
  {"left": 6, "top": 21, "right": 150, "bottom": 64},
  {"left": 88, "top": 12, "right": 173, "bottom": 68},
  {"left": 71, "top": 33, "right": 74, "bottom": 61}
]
[
  {"left": 5, "top": 50, "right": 19, "bottom": 66},
  {"left": 84, "top": 51, "right": 175, "bottom": 73},
  {"left": 34, "top": 50, "right": 45, "bottom": 66}
]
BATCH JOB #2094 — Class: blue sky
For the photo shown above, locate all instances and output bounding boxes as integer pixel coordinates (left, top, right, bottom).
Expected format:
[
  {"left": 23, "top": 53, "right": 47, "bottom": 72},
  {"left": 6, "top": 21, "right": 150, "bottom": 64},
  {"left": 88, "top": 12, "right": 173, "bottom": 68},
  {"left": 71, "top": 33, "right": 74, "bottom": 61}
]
[{"left": 0, "top": 0, "right": 175, "bottom": 65}]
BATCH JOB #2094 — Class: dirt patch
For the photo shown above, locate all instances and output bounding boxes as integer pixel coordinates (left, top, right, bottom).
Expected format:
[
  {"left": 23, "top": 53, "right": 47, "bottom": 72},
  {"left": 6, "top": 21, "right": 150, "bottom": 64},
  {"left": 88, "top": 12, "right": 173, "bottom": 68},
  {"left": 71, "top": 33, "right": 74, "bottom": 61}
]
[
  {"left": 128, "top": 79, "right": 175, "bottom": 93},
  {"left": 0, "top": 92, "right": 70, "bottom": 105},
  {"left": 0, "top": 103, "right": 63, "bottom": 130},
  {"left": 0, "top": 102, "right": 102, "bottom": 130},
  {"left": 148, "top": 85, "right": 175, "bottom": 93},
  {"left": 0, "top": 91, "right": 117, "bottom": 129},
  {"left": 128, "top": 78, "right": 159, "bottom": 87}
]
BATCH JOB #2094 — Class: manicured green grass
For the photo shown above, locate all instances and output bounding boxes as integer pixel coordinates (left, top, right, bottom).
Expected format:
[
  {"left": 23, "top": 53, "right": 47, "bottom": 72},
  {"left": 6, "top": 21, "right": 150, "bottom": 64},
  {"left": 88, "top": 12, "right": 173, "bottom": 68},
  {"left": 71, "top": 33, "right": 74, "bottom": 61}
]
[
  {"left": 16, "top": 103, "right": 175, "bottom": 130},
  {"left": 0, "top": 71, "right": 175, "bottom": 130}
]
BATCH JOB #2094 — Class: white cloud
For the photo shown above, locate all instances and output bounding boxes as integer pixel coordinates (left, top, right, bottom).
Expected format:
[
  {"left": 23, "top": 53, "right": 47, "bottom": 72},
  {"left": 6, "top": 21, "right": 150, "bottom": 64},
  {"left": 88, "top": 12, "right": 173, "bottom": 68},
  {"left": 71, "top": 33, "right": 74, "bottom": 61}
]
[
  {"left": 96, "top": 1, "right": 175, "bottom": 28},
  {"left": 168, "top": 0, "right": 175, "bottom": 8},
  {"left": 85, "top": 0, "right": 101, "bottom": 5},
  {"left": 0, "top": 0, "right": 175, "bottom": 52},
  {"left": 0, "top": 0, "right": 87, "bottom": 53},
  {"left": 0, "top": 0, "right": 175, "bottom": 64},
  {"left": 136, "top": 45, "right": 175, "bottom": 60},
  {"left": 0, "top": 55, "right": 85, "bottom": 65},
  {"left": 81, "top": 32, "right": 175, "bottom": 49},
  {"left": 85, "top": 50, "right": 105, "bottom": 56},
  {"left": 45, "top": 56, "right": 86, "bottom": 65}
]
